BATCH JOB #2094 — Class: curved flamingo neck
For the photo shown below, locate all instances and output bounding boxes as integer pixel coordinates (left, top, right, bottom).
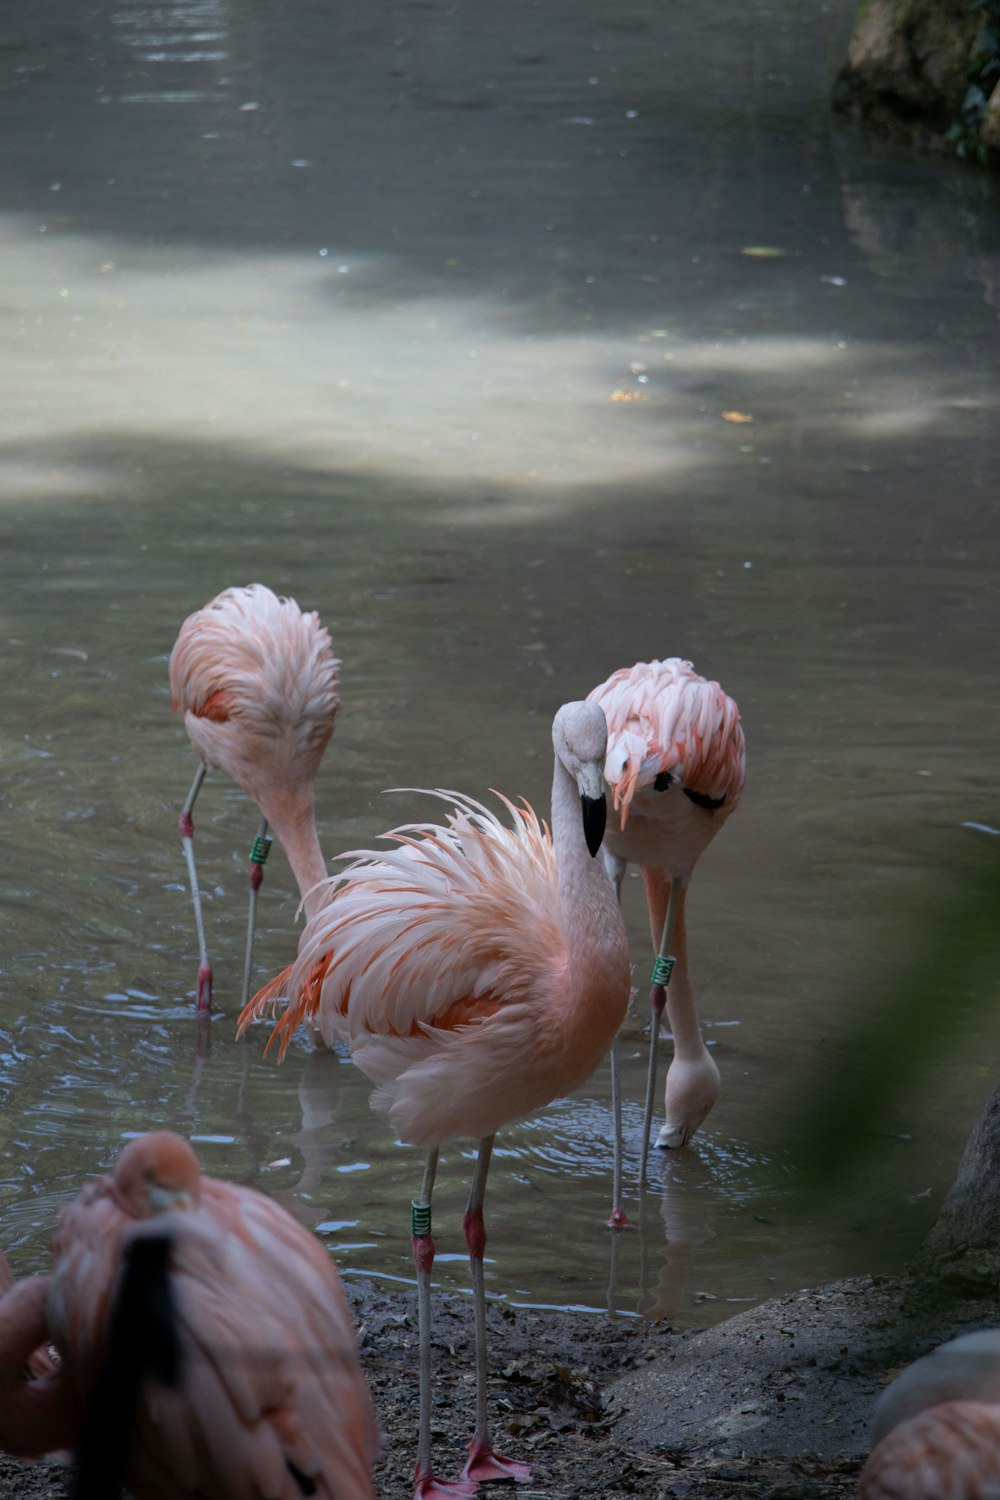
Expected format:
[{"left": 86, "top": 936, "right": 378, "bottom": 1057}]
[
  {"left": 0, "top": 1277, "right": 80, "bottom": 1456},
  {"left": 551, "top": 754, "right": 623, "bottom": 974},
  {"left": 640, "top": 873, "right": 706, "bottom": 1062},
  {"left": 254, "top": 784, "right": 328, "bottom": 918}
]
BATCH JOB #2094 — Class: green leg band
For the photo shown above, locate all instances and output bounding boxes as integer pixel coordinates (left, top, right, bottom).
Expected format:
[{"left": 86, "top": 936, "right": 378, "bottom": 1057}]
[
  {"left": 249, "top": 833, "right": 273, "bottom": 865},
  {"left": 651, "top": 952, "right": 676, "bottom": 987}
]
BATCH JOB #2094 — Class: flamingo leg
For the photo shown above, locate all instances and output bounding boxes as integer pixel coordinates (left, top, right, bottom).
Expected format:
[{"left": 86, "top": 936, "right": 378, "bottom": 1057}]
[
  {"left": 639, "top": 876, "right": 683, "bottom": 1183},
  {"left": 240, "top": 816, "right": 272, "bottom": 1011},
  {"left": 602, "top": 850, "right": 632, "bottom": 1229},
  {"left": 179, "top": 763, "right": 212, "bottom": 1014},
  {"left": 461, "top": 1136, "right": 531, "bottom": 1487},
  {"left": 412, "top": 1151, "right": 476, "bottom": 1500},
  {"left": 608, "top": 1036, "right": 631, "bottom": 1228}
]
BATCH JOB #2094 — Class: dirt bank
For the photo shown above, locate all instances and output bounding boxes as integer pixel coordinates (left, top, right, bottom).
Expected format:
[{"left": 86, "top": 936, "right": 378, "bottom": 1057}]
[{"left": 4, "top": 1265, "right": 997, "bottom": 1498}]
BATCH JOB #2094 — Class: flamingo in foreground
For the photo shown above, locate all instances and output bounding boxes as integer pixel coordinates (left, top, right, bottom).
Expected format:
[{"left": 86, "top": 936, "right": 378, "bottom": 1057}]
[
  {"left": 0, "top": 1132, "right": 378, "bottom": 1500},
  {"left": 169, "top": 583, "right": 341, "bottom": 1012},
  {"left": 0, "top": 1253, "right": 57, "bottom": 1384},
  {"left": 858, "top": 1329, "right": 1000, "bottom": 1498},
  {"left": 240, "top": 700, "right": 631, "bottom": 1499},
  {"left": 587, "top": 659, "right": 745, "bottom": 1222}
]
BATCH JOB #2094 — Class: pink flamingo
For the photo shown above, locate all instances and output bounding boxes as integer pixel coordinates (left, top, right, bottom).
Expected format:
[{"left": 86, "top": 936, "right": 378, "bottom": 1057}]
[
  {"left": 0, "top": 1253, "right": 57, "bottom": 1385},
  {"left": 859, "top": 1330, "right": 1000, "bottom": 1498},
  {"left": 587, "top": 659, "right": 745, "bottom": 1223},
  {"left": 169, "top": 584, "right": 341, "bottom": 1013},
  {"left": 0, "top": 1132, "right": 378, "bottom": 1500},
  {"left": 240, "top": 700, "right": 631, "bottom": 1499}
]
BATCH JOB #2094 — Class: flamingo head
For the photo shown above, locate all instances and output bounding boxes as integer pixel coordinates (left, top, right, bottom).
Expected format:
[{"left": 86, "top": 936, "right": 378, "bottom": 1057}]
[
  {"left": 112, "top": 1133, "right": 202, "bottom": 1218},
  {"left": 603, "top": 730, "right": 666, "bottom": 827},
  {"left": 552, "top": 701, "right": 609, "bottom": 857}
]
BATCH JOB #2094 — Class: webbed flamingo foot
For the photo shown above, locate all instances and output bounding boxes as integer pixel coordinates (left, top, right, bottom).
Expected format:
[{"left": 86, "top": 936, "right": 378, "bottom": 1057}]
[
  {"left": 414, "top": 1464, "right": 479, "bottom": 1500},
  {"left": 462, "top": 1438, "right": 531, "bottom": 1484}
]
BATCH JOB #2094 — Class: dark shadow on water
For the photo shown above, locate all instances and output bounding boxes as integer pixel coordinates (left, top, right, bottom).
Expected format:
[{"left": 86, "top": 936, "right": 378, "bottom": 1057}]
[{"left": 1, "top": 0, "right": 998, "bottom": 340}]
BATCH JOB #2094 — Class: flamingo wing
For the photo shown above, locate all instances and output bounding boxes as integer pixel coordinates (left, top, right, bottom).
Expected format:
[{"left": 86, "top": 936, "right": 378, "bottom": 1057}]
[
  {"left": 245, "top": 792, "right": 577, "bottom": 1145},
  {"left": 263, "top": 792, "right": 561, "bottom": 1045}
]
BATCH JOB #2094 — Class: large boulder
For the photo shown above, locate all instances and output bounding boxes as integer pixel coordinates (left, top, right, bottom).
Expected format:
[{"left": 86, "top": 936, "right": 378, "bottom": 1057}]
[{"left": 833, "top": 0, "right": 999, "bottom": 164}]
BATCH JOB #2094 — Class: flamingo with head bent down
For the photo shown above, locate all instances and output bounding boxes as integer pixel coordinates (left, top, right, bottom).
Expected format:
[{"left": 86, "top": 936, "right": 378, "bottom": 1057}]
[
  {"left": 169, "top": 583, "right": 341, "bottom": 1012},
  {"left": 587, "top": 658, "right": 745, "bottom": 1224},
  {"left": 240, "top": 700, "right": 632, "bottom": 1500}
]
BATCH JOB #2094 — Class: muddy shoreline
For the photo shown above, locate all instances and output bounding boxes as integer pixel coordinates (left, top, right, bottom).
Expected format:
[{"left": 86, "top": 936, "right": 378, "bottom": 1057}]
[{"left": 4, "top": 1266, "right": 998, "bottom": 1498}]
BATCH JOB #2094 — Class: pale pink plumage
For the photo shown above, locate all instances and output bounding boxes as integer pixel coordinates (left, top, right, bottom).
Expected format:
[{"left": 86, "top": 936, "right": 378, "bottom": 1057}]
[
  {"left": 859, "top": 1402, "right": 1000, "bottom": 1499},
  {"left": 245, "top": 788, "right": 627, "bottom": 1146},
  {"left": 588, "top": 658, "right": 745, "bottom": 1167},
  {"left": 0, "top": 1133, "right": 378, "bottom": 1500},
  {"left": 859, "top": 1330, "right": 1000, "bottom": 1500},
  {"left": 240, "top": 700, "right": 631, "bottom": 1497},
  {"left": 591, "top": 658, "right": 744, "bottom": 849},
  {"left": 170, "top": 583, "right": 340, "bottom": 912},
  {"left": 169, "top": 583, "right": 341, "bottom": 1013}
]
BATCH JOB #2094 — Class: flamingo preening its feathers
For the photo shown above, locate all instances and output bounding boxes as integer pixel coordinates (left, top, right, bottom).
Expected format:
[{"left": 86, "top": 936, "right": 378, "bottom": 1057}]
[{"left": 241, "top": 700, "right": 631, "bottom": 1498}]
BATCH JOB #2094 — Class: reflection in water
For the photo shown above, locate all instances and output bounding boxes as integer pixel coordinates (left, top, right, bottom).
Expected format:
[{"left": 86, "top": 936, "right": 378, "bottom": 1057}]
[
  {"left": 110, "top": 0, "right": 232, "bottom": 106},
  {"left": 0, "top": 0, "right": 998, "bottom": 1325},
  {"left": 638, "top": 1150, "right": 719, "bottom": 1323},
  {"left": 290, "top": 1046, "right": 347, "bottom": 1198}
]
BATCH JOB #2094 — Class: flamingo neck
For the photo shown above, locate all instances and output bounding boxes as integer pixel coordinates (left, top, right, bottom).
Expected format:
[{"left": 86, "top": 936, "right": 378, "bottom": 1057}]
[
  {"left": 255, "top": 785, "right": 328, "bottom": 918},
  {"left": 641, "top": 873, "right": 708, "bottom": 1063},
  {"left": 551, "top": 755, "right": 624, "bottom": 977},
  {"left": 0, "top": 1278, "right": 81, "bottom": 1456},
  {"left": 663, "top": 962, "right": 707, "bottom": 1060}
]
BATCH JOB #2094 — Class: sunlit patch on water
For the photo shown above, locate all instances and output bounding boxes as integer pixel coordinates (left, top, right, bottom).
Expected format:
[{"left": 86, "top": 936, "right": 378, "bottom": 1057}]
[
  {"left": 117, "top": 92, "right": 230, "bottom": 105},
  {"left": 89, "top": 994, "right": 200, "bottom": 1022},
  {"left": 110, "top": 0, "right": 233, "bottom": 107}
]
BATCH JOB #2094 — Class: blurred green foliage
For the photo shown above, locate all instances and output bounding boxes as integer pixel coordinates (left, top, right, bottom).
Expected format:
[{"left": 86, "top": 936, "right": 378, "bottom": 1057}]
[{"left": 791, "top": 838, "right": 1000, "bottom": 1185}]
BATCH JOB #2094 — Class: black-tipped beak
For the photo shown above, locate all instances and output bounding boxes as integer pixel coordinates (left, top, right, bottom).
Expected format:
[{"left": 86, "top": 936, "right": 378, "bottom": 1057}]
[{"left": 581, "top": 793, "right": 607, "bottom": 858}]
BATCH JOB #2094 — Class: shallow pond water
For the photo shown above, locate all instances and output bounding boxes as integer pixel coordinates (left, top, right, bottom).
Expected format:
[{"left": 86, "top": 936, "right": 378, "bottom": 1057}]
[{"left": 1, "top": 0, "right": 999, "bottom": 1329}]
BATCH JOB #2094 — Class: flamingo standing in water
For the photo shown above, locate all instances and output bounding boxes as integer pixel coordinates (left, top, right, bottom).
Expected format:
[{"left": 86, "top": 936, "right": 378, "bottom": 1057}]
[
  {"left": 587, "top": 659, "right": 745, "bottom": 1222},
  {"left": 859, "top": 1329, "right": 1000, "bottom": 1498},
  {"left": 0, "top": 1133, "right": 378, "bottom": 1500},
  {"left": 169, "top": 584, "right": 341, "bottom": 1012},
  {"left": 240, "top": 701, "right": 631, "bottom": 1499}
]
